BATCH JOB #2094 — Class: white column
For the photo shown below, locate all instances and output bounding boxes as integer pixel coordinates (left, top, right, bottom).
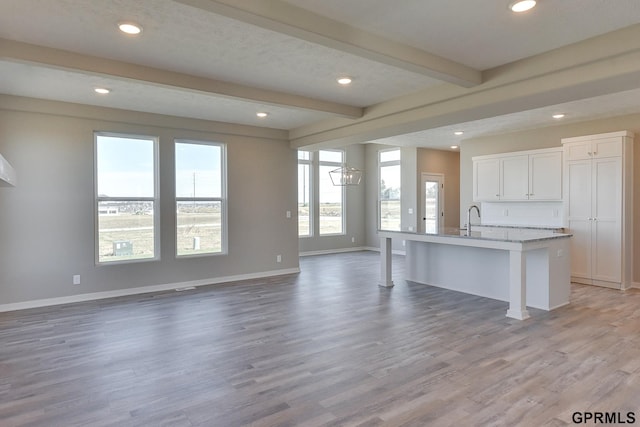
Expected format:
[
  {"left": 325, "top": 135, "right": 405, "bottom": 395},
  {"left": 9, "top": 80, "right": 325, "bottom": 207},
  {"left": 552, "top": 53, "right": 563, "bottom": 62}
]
[
  {"left": 379, "top": 237, "right": 394, "bottom": 288},
  {"left": 506, "top": 249, "right": 530, "bottom": 320}
]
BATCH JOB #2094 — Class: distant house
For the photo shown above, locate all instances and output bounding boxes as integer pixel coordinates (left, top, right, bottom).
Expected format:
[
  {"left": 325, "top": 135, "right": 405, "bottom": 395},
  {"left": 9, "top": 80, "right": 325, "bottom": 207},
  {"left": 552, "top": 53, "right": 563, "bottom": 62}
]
[{"left": 98, "top": 205, "right": 119, "bottom": 215}]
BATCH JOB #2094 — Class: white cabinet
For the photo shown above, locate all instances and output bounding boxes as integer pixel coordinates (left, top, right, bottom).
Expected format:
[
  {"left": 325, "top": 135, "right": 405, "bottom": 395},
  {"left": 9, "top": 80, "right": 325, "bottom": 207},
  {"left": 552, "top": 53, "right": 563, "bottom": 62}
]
[
  {"left": 562, "top": 131, "right": 633, "bottom": 289},
  {"left": 528, "top": 151, "right": 562, "bottom": 200},
  {"left": 500, "top": 155, "right": 528, "bottom": 200},
  {"left": 564, "top": 136, "right": 622, "bottom": 161},
  {"left": 473, "top": 148, "right": 562, "bottom": 202},
  {"left": 473, "top": 158, "right": 500, "bottom": 201}
]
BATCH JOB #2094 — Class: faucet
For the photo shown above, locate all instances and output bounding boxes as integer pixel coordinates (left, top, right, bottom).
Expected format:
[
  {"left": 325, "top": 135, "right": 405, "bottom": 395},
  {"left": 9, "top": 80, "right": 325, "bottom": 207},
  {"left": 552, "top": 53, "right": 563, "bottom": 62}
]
[{"left": 467, "top": 204, "right": 480, "bottom": 234}]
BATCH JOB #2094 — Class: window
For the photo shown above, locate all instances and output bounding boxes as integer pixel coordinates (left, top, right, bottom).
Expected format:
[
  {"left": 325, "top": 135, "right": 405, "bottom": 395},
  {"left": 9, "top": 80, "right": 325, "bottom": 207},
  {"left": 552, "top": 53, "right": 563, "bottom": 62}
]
[
  {"left": 95, "top": 133, "right": 158, "bottom": 263},
  {"left": 379, "top": 149, "right": 401, "bottom": 231},
  {"left": 175, "top": 140, "right": 226, "bottom": 257},
  {"left": 298, "top": 151, "right": 312, "bottom": 237},
  {"left": 319, "top": 150, "right": 344, "bottom": 235}
]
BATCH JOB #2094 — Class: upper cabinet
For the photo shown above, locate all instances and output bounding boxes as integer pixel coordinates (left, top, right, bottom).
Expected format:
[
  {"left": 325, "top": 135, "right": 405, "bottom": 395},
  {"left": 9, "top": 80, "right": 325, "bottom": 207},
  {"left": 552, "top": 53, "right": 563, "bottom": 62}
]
[
  {"left": 473, "top": 148, "right": 562, "bottom": 202},
  {"left": 563, "top": 135, "right": 622, "bottom": 161},
  {"left": 527, "top": 150, "right": 563, "bottom": 200},
  {"left": 473, "top": 158, "right": 500, "bottom": 201}
]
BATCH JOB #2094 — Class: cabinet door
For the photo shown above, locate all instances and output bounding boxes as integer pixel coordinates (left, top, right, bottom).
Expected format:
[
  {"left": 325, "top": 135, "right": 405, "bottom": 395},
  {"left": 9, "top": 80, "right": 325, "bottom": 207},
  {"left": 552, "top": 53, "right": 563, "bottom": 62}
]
[
  {"left": 566, "top": 160, "right": 591, "bottom": 219},
  {"left": 564, "top": 142, "right": 592, "bottom": 161},
  {"left": 566, "top": 160, "right": 592, "bottom": 280},
  {"left": 500, "top": 155, "right": 529, "bottom": 200},
  {"left": 591, "top": 157, "right": 622, "bottom": 283},
  {"left": 529, "top": 151, "right": 562, "bottom": 200},
  {"left": 568, "top": 219, "right": 592, "bottom": 280},
  {"left": 592, "top": 137, "right": 622, "bottom": 158},
  {"left": 473, "top": 158, "right": 500, "bottom": 201}
]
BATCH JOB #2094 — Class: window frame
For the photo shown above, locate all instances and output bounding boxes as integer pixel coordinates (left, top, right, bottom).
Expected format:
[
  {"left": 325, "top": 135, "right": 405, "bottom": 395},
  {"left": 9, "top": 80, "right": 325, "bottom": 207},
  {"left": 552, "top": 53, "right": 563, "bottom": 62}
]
[
  {"left": 297, "top": 151, "right": 313, "bottom": 238},
  {"left": 174, "top": 139, "right": 228, "bottom": 258},
  {"left": 94, "top": 131, "right": 160, "bottom": 265},
  {"left": 318, "top": 149, "right": 346, "bottom": 236},
  {"left": 378, "top": 148, "right": 402, "bottom": 231}
]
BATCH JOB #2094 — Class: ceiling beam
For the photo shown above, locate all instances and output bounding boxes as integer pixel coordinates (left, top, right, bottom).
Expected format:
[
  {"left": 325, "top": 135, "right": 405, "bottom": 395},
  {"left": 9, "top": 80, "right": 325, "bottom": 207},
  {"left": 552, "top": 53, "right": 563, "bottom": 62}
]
[
  {"left": 289, "top": 50, "right": 640, "bottom": 149},
  {"left": 174, "top": 0, "right": 482, "bottom": 88},
  {"left": 0, "top": 38, "right": 363, "bottom": 119}
]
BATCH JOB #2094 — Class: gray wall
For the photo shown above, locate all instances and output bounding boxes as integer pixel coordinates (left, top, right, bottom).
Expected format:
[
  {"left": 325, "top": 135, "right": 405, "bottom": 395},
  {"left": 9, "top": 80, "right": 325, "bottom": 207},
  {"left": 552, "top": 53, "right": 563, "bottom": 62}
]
[
  {"left": 459, "top": 113, "right": 640, "bottom": 282},
  {"left": 298, "top": 144, "right": 367, "bottom": 254},
  {"left": 0, "top": 100, "right": 298, "bottom": 305}
]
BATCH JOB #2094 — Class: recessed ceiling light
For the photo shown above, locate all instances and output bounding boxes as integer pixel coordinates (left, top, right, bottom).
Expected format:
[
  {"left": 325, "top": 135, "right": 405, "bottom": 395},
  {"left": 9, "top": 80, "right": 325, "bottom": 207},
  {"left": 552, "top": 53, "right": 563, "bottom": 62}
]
[
  {"left": 454, "top": 131, "right": 464, "bottom": 136},
  {"left": 94, "top": 88, "right": 110, "bottom": 94},
  {"left": 256, "top": 112, "right": 268, "bottom": 118},
  {"left": 450, "top": 145, "right": 459, "bottom": 150},
  {"left": 118, "top": 22, "right": 142, "bottom": 35},
  {"left": 509, "top": 0, "right": 537, "bottom": 13},
  {"left": 337, "top": 77, "right": 352, "bottom": 85},
  {"left": 552, "top": 113, "right": 565, "bottom": 119}
]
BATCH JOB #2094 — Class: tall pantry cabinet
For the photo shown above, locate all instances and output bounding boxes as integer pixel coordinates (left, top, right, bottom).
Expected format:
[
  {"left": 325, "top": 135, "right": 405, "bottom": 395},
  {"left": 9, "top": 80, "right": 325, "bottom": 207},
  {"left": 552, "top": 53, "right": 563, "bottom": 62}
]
[{"left": 562, "top": 131, "right": 634, "bottom": 289}]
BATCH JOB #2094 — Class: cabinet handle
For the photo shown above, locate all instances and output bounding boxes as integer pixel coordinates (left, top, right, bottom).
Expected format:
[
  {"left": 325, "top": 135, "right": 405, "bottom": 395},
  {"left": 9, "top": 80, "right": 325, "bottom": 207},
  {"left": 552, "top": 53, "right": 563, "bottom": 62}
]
[
  {"left": 587, "top": 152, "right": 592, "bottom": 156},
  {"left": 593, "top": 152, "right": 597, "bottom": 156}
]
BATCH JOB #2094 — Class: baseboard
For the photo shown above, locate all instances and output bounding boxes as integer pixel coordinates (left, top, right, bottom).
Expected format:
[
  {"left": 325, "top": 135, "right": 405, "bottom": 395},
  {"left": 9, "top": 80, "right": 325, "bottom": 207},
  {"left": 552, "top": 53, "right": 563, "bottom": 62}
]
[
  {"left": 0, "top": 267, "right": 301, "bottom": 313},
  {"left": 363, "top": 246, "right": 406, "bottom": 256},
  {"left": 299, "top": 247, "right": 370, "bottom": 257},
  {"left": 628, "top": 281, "right": 640, "bottom": 289},
  {"left": 546, "top": 301, "right": 570, "bottom": 311}
]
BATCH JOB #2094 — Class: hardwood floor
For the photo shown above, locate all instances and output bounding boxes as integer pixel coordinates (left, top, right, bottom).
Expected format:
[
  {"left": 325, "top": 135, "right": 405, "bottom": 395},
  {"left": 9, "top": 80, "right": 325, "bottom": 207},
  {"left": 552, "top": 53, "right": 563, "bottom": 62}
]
[{"left": 1, "top": 251, "right": 639, "bottom": 426}]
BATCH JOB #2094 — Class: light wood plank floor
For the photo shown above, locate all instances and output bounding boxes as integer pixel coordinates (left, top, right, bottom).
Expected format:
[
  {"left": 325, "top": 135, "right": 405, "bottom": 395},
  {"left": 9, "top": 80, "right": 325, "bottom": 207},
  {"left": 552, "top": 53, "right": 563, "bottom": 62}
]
[{"left": 1, "top": 251, "right": 639, "bottom": 426}]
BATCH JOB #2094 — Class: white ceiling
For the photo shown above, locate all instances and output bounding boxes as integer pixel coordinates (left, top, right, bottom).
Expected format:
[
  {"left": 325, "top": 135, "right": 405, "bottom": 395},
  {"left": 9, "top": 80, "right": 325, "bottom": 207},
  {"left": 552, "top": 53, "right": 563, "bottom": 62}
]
[
  {"left": 285, "top": 0, "right": 640, "bottom": 70},
  {"left": 1, "top": 0, "right": 640, "bottom": 148}
]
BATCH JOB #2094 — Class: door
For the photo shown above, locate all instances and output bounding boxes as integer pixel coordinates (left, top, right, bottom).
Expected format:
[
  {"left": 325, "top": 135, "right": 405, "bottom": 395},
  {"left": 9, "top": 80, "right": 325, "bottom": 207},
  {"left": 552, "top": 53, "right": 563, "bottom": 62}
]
[{"left": 421, "top": 173, "right": 444, "bottom": 233}]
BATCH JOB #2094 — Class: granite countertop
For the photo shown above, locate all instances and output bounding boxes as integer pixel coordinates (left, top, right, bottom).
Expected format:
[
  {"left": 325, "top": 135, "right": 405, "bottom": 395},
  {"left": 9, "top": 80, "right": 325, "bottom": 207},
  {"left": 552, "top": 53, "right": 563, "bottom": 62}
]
[
  {"left": 470, "top": 224, "right": 565, "bottom": 232},
  {"left": 379, "top": 227, "right": 572, "bottom": 243}
]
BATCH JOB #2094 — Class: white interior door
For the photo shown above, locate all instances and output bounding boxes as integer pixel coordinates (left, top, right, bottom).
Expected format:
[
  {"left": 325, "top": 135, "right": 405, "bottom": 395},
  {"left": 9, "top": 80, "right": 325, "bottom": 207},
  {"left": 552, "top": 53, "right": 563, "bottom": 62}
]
[{"left": 421, "top": 173, "right": 444, "bottom": 233}]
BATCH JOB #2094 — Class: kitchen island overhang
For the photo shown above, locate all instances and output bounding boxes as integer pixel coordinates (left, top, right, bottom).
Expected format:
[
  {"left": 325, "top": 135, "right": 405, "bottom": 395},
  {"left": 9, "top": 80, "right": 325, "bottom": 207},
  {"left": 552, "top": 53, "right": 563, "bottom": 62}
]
[{"left": 378, "top": 228, "right": 572, "bottom": 320}]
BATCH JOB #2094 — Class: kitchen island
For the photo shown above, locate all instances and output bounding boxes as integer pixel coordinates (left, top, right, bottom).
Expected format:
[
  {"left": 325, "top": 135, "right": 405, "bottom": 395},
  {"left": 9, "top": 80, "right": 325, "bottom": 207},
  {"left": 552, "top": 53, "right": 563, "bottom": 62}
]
[{"left": 378, "top": 227, "right": 572, "bottom": 320}]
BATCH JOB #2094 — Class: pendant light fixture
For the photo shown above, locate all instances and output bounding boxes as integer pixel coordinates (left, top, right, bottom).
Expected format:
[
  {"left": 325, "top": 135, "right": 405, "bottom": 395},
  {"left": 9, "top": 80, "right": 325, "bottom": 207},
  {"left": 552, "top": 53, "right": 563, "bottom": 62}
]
[{"left": 329, "top": 166, "right": 362, "bottom": 186}]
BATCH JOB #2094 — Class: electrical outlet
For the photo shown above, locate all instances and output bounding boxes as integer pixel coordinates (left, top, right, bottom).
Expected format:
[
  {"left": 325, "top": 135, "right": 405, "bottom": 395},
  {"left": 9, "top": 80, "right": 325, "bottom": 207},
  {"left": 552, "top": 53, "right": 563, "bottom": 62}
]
[
  {"left": 351, "top": 237, "right": 355, "bottom": 243},
  {"left": 286, "top": 210, "right": 291, "bottom": 218},
  {"left": 276, "top": 254, "right": 282, "bottom": 263},
  {"left": 73, "top": 275, "right": 81, "bottom": 285},
  {"left": 408, "top": 208, "right": 414, "bottom": 214},
  {"left": 408, "top": 226, "right": 414, "bottom": 231}
]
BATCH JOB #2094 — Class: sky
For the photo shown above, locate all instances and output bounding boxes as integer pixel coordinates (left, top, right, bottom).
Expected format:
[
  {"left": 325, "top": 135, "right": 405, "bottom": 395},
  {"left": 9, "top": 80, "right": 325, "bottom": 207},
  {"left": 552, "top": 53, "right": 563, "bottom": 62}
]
[{"left": 96, "top": 135, "right": 222, "bottom": 198}]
